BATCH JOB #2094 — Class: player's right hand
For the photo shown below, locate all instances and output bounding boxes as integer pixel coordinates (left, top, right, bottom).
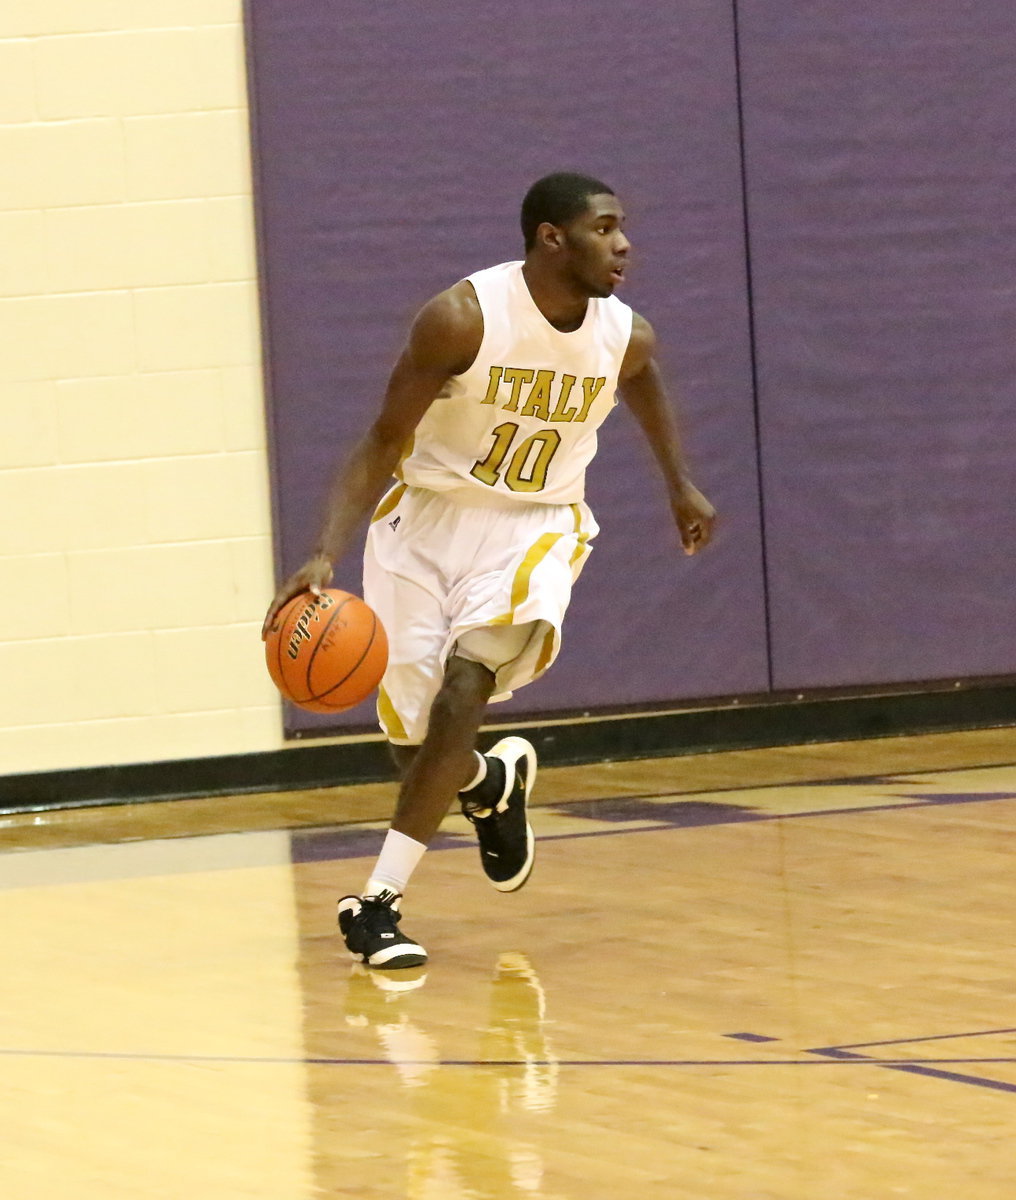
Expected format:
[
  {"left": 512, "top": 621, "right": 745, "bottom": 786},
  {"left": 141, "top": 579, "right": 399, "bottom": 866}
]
[{"left": 261, "top": 553, "right": 334, "bottom": 639}]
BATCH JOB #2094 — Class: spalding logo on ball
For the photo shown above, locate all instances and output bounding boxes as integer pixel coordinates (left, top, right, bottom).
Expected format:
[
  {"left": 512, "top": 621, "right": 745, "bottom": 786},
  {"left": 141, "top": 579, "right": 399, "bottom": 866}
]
[{"left": 265, "top": 589, "right": 388, "bottom": 713}]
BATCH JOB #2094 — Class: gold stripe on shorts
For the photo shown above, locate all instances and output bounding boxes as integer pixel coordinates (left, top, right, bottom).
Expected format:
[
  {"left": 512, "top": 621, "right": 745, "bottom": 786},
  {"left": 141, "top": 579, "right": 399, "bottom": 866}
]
[
  {"left": 568, "top": 502, "right": 590, "bottom": 566},
  {"left": 370, "top": 482, "right": 408, "bottom": 524},
  {"left": 490, "top": 531, "right": 565, "bottom": 625},
  {"left": 377, "top": 684, "right": 409, "bottom": 742},
  {"left": 534, "top": 625, "right": 557, "bottom": 674}
]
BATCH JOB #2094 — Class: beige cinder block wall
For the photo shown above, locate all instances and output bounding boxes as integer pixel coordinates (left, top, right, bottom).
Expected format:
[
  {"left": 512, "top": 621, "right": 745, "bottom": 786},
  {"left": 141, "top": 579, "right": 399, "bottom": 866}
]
[{"left": 0, "top": 2, "right": 289, "bottom": 774}]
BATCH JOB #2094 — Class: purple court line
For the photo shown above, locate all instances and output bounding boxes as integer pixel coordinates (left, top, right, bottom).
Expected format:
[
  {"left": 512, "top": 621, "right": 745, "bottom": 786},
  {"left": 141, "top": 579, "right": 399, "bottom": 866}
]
[
  {"left": 1, "top": 1047, "right": 1015, "bottom": 1068},
  {"left": 515, "top": 754, "right": 1016, "bottom": 807},
  {"left": 819, "top": 1027, "right": 1016, "bottom": 1052},
  {"left": 807, "top": 1046, "right": 1016, "bottom": 1095},
  {"left": 546, "top": 791, "right": 1016, "bottom": 828},
  {"left": 293, "top": 756, "right": 1016, "bottom": 837},
  {"left": 481, "top": 754, "right": 1016, "bottom": 811},
  {"left": 294, "top": 788, "right": 1016, "bottom": 867},
  {"left": 466, "top": 790, "right": 1015, "bottom": 847},
  {"left": 535, "top": 796, "right": 992, "bottom": 842}
]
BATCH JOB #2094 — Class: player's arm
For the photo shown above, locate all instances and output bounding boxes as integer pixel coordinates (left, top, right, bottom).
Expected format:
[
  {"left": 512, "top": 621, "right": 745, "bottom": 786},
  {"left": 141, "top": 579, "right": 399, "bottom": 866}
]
[
  {"left": 262, "top": 283, "right": 482, "bottom": 636},
  {"left": 617, "top": 312, "right": 716, "bottom": 556}
]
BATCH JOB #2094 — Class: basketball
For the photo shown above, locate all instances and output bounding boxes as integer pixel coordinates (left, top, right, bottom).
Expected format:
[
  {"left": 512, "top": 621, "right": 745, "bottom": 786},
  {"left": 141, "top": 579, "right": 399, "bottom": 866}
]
[{"left": 265, "top": 589, "right": 388, "bottom": 713}]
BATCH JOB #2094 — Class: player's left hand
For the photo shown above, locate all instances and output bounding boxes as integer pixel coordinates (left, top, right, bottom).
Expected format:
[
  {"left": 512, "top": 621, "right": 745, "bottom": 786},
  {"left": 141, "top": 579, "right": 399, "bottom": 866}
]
[{"left": 671, "top": 483, "right": 716, "bottom": 556}]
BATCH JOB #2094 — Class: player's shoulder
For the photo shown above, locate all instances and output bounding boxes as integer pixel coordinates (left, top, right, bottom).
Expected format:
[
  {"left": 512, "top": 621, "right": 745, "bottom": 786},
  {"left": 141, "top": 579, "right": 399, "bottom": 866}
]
[
  {"left": 627, "top": 310, "right": 655, "bottom": 349},
  {"left": 618, "top": 310, "right": 656, "bottom": 378},
  {"left": 413, "top": 279, "right": 481, "bottom": 337},
  {"left": 408, "top": 279, "right": 484, "bottom": 373}
]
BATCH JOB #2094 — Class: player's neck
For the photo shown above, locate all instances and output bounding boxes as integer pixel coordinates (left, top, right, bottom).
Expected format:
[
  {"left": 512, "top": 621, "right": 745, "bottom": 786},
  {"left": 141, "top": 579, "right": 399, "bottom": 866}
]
[{"left": 521, "top": 260, "right": 589, "bottom": 333}]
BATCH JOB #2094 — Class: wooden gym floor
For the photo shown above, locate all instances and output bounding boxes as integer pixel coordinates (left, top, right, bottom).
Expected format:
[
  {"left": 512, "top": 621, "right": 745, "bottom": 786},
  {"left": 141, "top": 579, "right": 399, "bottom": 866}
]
[{"left": 1, "top": 725, "right": 1015, "bottom": 1199}]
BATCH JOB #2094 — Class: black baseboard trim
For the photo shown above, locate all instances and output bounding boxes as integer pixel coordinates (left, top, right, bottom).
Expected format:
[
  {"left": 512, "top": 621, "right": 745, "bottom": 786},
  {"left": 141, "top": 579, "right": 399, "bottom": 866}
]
[{"left": 2, "top": 683, "right": 1014, "bottom": 816}]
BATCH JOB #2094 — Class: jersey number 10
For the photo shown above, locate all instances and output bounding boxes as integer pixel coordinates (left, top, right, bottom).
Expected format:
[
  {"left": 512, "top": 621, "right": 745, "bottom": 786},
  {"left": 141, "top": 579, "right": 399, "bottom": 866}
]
[{"left": 469, "top": 422, "right": 562, "bottom": 493}]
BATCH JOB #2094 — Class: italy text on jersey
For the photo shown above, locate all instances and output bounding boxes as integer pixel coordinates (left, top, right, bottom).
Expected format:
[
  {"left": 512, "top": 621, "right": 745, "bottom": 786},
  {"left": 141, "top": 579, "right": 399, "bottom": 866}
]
[
  {"left": 478, "top": 367, "right": 606, "bottom": 423},
  {"left": 467, "top": 369, "right": 608, "bottom": 493}
]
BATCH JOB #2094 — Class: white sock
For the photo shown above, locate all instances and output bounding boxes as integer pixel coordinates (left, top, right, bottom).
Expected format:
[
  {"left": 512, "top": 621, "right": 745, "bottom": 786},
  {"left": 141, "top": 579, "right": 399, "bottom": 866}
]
[
  {"left": 460, "top": 751, "right": 487, "bottom": 794},
  {"left": 366, "top": 828, "right": 427, "bottom": 898}
]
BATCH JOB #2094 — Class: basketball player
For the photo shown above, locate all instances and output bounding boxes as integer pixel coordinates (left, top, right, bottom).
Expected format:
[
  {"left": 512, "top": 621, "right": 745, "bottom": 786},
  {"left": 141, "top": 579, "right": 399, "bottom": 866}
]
[{"left": 263, "top": 173, "right": 715, "bottom": 969}]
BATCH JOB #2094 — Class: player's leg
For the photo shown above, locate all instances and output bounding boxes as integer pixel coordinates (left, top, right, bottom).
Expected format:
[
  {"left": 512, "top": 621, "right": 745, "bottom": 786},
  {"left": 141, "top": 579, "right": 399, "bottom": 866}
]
[
  {"left": 343, "top": 496, "right": 531, "bottom": 966},
  {"left": 388, "top": 653, "right": 498, "bottom": 845},
  {"left": 361, "top": 648, "right": 516, "bottom": 891},
  {"left": 382, "top": 620, "right": 542, "bottom": 891},
  {"left": 338, "top": 655, "right": 499, "bottom": 970},
  {"left": 339, "top": 498, "right": 452, "bottom": 969},
  {"left": 388, "top": 743, "right": 416, "bottom": 775},
  {"left": 340, "top": 491, "right": 591, "bottom": 967},
  {"left": 452, "top": 623, "right": 542, "bottom": 893}
]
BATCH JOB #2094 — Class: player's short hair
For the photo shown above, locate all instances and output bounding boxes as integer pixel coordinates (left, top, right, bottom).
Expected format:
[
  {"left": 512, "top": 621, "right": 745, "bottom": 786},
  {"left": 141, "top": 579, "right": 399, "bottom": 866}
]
[{"left": 520, "top": 172, "right": 615, "bottom": 251}]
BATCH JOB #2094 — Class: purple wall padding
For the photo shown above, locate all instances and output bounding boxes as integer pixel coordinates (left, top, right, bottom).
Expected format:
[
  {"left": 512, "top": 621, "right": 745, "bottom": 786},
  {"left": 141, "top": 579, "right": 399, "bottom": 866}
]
[
  {"left": 247, "top": 1, "right": 768, "bottom": 733},
  {"left": 738, "top": 1, "right": 1016, "bottom": 688}
]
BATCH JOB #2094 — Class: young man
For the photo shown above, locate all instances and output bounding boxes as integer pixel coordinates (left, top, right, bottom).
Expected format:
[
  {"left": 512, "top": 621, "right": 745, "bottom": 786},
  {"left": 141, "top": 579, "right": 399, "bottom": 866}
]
[{"left": 263, "top": 173, "right": 715, "bottom": 969}]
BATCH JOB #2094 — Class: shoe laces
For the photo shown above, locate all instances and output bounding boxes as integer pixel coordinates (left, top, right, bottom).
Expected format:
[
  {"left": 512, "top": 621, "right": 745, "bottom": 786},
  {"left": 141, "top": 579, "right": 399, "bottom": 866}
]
[
  {"left": 356, "top": 891, "right": 403, "bottom": 931},
  {"left": 461, "top": 796, "right": 496, "bottom": 822},
  {"left": 462, "top": 781, "right": 515, "bottom": 822}
]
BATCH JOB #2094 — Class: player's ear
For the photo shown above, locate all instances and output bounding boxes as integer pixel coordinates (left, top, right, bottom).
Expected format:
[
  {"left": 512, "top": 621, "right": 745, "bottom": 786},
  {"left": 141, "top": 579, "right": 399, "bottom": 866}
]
[{"left": 536, "top": 221, "right": 564, "bottom": 253}]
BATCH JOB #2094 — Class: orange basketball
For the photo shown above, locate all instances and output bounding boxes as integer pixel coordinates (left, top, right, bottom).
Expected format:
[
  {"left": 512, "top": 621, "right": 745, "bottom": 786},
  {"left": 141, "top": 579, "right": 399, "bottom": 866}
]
[{"left": 264, "top": 589, "right": 388, "bottom": 713}]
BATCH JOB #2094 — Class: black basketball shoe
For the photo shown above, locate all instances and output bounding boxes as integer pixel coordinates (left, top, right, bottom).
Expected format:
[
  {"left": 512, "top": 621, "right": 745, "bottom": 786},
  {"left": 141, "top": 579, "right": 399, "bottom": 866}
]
[
  {"left": 460, "top": 736, "right": 537, "bottom": 892},
  {"left": 337, "top": 890, "right": 428, "bottom": 969}
]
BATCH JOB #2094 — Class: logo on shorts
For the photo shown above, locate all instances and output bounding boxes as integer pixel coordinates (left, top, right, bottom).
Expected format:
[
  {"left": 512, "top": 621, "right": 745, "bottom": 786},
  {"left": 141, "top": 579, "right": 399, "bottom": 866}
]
[{"left": 388, "top": 516, "right": 401, "bottom": 531}]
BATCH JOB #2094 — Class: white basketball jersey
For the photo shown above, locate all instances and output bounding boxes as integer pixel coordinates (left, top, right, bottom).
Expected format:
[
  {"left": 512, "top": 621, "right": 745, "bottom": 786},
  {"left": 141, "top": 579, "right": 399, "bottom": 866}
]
[{"left": 398, "top": 261, "right": 633, "bottom": 505}]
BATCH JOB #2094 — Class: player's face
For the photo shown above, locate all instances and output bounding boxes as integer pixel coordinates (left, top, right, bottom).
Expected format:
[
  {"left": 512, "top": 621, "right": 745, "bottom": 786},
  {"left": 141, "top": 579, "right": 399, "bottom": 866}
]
[{"left": 560, "top": 195, "right": 631, "bottom": 298}]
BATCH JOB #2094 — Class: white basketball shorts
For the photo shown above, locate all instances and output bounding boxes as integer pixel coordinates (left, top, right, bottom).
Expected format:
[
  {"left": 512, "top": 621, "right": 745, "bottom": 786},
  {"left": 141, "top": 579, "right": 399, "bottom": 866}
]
[{"left": 362, "top": 483, "right": 598, "bottom": 745}]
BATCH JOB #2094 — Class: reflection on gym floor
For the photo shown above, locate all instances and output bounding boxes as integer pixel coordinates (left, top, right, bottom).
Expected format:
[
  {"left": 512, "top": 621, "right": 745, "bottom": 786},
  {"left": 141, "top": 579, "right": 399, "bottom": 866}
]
[
  {"left": 2, "top": 727, "right": 1015, "bottom": 1199},
  {"left": 330, "top": 954, "right": 557, "bottom": 1197}
]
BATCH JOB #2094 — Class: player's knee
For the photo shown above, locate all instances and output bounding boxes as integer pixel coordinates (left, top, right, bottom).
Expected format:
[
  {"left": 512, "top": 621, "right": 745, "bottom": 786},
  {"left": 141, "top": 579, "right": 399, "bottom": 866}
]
[
  {"left": 431, "top": 656, "right": 495, "bottom": 723},
  {"left": 388, "top": 742, "right": 419, "bottom": 778}
]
